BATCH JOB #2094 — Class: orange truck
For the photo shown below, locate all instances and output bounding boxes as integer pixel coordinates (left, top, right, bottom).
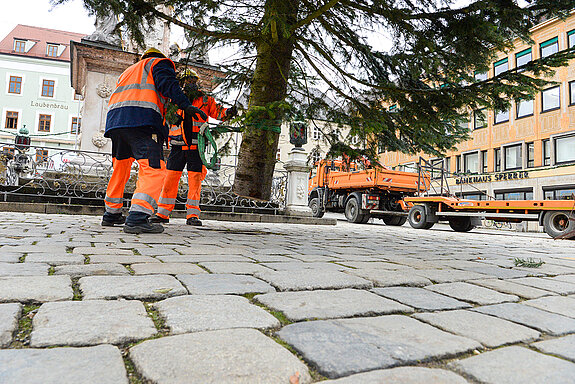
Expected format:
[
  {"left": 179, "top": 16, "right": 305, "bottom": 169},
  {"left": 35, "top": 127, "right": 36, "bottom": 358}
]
[{"left": 308, "top": 159, "right": 428, "bottom": 224}]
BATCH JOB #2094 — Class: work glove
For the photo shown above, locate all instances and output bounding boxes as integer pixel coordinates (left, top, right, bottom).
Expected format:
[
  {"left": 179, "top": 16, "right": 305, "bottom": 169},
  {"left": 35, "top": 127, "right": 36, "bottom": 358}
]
[
  {"left": 225, "top": 105, "right": 238, "bottom": 120},
  {"left": 185, "top": 105, "right": 208, "bottom": 121}
]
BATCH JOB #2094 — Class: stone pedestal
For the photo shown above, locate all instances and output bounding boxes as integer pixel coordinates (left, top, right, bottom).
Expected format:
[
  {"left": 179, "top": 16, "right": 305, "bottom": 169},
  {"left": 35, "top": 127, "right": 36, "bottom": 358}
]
[{"left": 284, "top": 148, "right": 312, "bottom": 217}]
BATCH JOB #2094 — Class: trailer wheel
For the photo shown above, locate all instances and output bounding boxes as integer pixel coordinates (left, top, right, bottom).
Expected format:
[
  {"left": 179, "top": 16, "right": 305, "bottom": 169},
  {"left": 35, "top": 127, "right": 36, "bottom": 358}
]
[
  {"left": 543, "top": 211, "right": 575, "bottom": 238},
  {"left": 408, "top": 205, "right": 434, "bottom": 229},
  {"left": 449, "top": 217, "right": 475, "bottom": 232},
  {"left": 382, "top": 215, "right": 407, "bottom": 226},
  {"left": 309, "top": 198, "right": 325, "bottom": 218},
  {"left": 344, "top": 197, "right": 365, "bottom": 223}
]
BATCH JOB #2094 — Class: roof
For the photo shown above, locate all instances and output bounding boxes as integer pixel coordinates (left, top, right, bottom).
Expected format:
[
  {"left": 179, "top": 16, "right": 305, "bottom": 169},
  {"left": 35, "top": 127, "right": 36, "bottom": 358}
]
[{"left": 0, "top": 24, "right": 86, "bottom": 62}]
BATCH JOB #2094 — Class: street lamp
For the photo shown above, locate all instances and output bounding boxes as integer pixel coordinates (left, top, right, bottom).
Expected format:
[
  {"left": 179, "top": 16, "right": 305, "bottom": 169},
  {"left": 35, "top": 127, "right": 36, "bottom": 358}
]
[
  {"left": 14, "top": 125, "right": 31, "bottom": 152},
  {"left": 289, "top": 120, "right": 307, "bottom": 149}
]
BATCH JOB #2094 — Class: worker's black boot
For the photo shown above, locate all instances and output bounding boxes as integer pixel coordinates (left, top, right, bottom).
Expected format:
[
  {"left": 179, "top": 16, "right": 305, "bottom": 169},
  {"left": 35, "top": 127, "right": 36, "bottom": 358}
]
[
  {"left": 123, "top": 222, "right": 164, "bottom": 234},
  {"left": 186, "top": 217, "right": 202, "bottom": 226},
  {"left": 149, "top": 215, "right": 169, "bottom": 224},
  {"left": 101, "top": 214, "right": 125, "bottom": 227}
]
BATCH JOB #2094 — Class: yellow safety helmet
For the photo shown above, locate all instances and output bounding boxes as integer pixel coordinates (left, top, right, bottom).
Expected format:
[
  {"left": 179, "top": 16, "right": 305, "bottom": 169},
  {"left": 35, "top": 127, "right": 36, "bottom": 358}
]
[
  {"left": 179, "top": 68, "right": 199, "bottom": 80},
  {"left": 140, "top": 48, "right": 166, "bottom": 61}
]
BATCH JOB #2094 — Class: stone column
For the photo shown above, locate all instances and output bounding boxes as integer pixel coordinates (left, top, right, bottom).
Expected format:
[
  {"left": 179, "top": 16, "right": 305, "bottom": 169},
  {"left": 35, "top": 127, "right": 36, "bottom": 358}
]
[{"left": 284, "top": 148, "right": 312, "bottom": 217}]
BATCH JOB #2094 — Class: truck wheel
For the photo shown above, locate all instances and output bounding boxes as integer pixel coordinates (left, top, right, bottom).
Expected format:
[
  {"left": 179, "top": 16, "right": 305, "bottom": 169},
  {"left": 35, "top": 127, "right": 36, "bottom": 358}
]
[
  {"left": 543, "top": 211, "right": 575, "bottom": 238},
  {"left": 449, "top": 217, "right": 475, "bottom": 232},
  {"left": 309, "top": 198, "right": 324, "bottom": 218},
  {"left": 344, "top": 197, "right": 365, "bottom": 223},
  {"left": 360, "top": 214, "right": 371, "bottom": 224},
  {"left": 408, "top": 205, "right": 434, "bottom": 229},
  {"left": 382, "top": 215, "right": 407, "bottom": 226}
]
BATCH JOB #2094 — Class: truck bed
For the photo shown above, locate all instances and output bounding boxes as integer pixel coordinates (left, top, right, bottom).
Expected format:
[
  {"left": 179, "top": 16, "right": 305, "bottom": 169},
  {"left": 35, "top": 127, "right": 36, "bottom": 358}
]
[{"left": 327, "top": 168, "right": 422, "bottom": 193}]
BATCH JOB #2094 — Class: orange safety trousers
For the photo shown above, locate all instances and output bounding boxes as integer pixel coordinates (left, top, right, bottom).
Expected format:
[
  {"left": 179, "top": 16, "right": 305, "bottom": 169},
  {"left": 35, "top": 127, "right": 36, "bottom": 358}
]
[
  {"left": 156, "top": 166, "right": 207, "bottom": 219},
  {"left": 105, "top": 158, "right": 166, "bottom": 217}
]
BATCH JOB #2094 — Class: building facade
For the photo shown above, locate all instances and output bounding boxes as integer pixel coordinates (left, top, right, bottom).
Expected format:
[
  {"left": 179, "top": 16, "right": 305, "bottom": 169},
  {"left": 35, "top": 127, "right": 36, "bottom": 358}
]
[
  {"left": 0, "top": 25, "right": 85, "bottom": 162},
  {"left": 380, "top": 14, "right": 575, "bottom": 206}
]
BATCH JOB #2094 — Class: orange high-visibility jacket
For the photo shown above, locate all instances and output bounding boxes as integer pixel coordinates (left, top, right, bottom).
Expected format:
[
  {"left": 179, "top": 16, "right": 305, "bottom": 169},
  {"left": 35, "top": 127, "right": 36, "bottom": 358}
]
[
  {"left": 105, "top": 57, "right": 176, "bottom": 135},
  {"left": 169, "top": 95, "right": 227, "bottom": 151}
]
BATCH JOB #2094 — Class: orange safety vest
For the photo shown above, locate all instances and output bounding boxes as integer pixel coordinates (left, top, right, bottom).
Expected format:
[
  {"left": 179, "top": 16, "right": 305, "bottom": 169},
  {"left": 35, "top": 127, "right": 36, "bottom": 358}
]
[{"left": 108, "top": 57, "right": 175, "bottom": 119}]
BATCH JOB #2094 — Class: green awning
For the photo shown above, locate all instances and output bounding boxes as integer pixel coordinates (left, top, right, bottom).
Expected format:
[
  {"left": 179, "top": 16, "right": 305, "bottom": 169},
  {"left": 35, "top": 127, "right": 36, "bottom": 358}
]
[
  {"left": 494, "top": 58, "right": 508, "bottom": 67},
  {"left": 515, "top": 48, "right": 532, "bottom": 58},
  {"left": 540, "top": 37, "right": 558, "bottom": 48},
  {"left": 567, "top": 29, "right": 575, "bottom": 36}
]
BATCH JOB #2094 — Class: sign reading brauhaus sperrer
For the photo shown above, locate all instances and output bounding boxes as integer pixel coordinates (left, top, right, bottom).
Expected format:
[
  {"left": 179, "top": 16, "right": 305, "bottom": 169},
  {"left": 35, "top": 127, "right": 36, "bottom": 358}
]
[{"left": 455, "top": 171, "right": 529, "bottom": 185}]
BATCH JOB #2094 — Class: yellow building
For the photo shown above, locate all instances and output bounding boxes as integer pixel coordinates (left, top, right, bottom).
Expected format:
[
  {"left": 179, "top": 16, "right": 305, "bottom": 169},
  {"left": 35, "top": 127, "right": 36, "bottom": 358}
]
[{"left": 380, "top": 13, "right": 575, "bottom": 203}]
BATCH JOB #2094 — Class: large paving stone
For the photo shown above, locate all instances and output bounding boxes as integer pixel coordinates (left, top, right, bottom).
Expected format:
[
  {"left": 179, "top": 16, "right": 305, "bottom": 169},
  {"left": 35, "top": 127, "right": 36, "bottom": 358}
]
[
  {"left": 173, "top": 244, "right": 238, "bottom": 254},
  {"left": 473, "top": 303, "right": 575, "bottom": 336},
  {"left": 131, "top": 263, "right": 207, "bottom": 275},
  {"left": 261, "top": 262, "right": 350, "bottom": 272},
  {"left": 523, "top": 295, "right": 575, "bottom": 318},
  {"left": 200, "top": 261, "right": 272, "bottom": 275},
  {"left": 372, "top": 287, "right": 472, "bottom": 311},
  {"left": 255, "top": 289, "right": 412, "bottom": 321},
  {"left": 25, "top": 253, "right": 84, "bottom": 266},
  {"left": 554, "top": 274, "right": 575, "bottom": 284},
  {"left": 89, "top": 255, "right": 161, "bottom": 264},
  {"left": 277, "top": 315, "right": 481, "bottom": 378},
  {"left": 159, "top": 254, "right": 251, "bottom": 263},
  {"left": 129, "top": 328, "right": 311, "bottom": 384},
  {"left": 345, "top": 269, "right": 431, "bottom": 287},
  {"left": 0, "top": 344, "right": 128, "bottom": 384},
  {"left": 511, "top": 277, "right": 575, "bottom": 295},
  {"left": 425, "top": 282, "right": 519, "bottom": 305},
  {"left": 79, "top": 275, "right": 187, "bottom": 300},
  {"left": 54, "top": 263, "right": 129, "bottom": 278},
  {"left": 30, "top": 300, "right": 157, "bottom": 347},
  {"left": 469, "top": 278, "right": 553, "bottom": 299},
  {"left": 0, "top": 303, "right": 21, "bottom": 347},
  {"left": 321, "top": 367, "right": 468, "bottom": 384},
  {"left": 412, "top": 269, "right": 489, "bottom": 283},
  {"left": 414, "top": 309, "right": 540, "bottom": 348},
  {"left": 452, "top": 264, "right": 531, "bottom": 279},
  {"left": 8, "top": 245, "right": 68, "bottom": 253},
  {"left": 154, "top": 295, "right": 279, "bottom": 333},
  {"left": 73, "top": 247, "right": 134, "bottom": 255},
  {"left": 0, "top": 262, "right": 49, "bottom": 276},
  {"left": 450, "top": 346, "right": 575, "bottom": 384},
  {"left": 0, "top": 253, "right": 21, "bottom": 263},
  {"left": 177, "top": 273, "right": 275, "bottom": 295},
  {"left": 532, "top": 334, "right": 575, "bottom": 362},
  {"left": 256, "top": 269, "right": 373, "bottom": 291},
  {"left": 0, "top": 276, "right": 73, "bottom": 303}
]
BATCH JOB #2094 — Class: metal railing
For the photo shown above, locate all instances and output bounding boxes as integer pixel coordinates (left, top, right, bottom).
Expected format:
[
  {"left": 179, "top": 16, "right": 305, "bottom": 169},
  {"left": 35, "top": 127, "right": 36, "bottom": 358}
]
[{"left": 0, "top": 141, "right": 287, "bottom": 214}]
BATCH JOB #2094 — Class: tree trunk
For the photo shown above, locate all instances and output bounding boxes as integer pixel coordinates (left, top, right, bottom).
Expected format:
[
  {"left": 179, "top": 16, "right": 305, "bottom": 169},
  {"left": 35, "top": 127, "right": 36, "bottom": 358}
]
[{"left": 232, "top": 0, "right": 298, "bottom": 201}]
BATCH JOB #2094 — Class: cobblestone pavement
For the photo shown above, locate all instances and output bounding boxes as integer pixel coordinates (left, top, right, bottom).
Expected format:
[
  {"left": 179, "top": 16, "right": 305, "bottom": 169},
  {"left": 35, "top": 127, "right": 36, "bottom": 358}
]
[{"left": 1, "top": 212, "right": 574, "bottom": 383}]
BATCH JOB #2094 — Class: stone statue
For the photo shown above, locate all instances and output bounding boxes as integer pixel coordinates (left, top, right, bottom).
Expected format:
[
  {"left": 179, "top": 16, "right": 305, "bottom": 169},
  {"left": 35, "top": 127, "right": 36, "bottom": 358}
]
[{"left": 84, "top": 13, "right": 121, "bottom": 47}]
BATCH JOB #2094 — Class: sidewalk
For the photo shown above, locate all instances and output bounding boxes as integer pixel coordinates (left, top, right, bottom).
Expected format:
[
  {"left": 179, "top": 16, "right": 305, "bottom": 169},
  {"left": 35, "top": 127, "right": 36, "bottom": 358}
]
[{"left": 0, "top": 212, "right": 574, "bottom": 383}]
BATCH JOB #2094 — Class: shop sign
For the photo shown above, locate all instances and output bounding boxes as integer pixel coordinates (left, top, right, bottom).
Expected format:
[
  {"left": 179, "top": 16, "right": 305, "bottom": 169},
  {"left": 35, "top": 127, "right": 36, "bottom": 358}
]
[
  {"left": 30, "top": 100, "right": 69, "bottom": 110},
  {"left": 456, "top": 171, "right": 529, "bottom": 185}
]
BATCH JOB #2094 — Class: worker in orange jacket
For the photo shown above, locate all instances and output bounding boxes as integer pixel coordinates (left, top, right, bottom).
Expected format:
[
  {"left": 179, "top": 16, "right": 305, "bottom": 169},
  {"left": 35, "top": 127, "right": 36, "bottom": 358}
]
[
  {"left": 101, "top": 48, "right": 207, "bottom": 234},
  {"left": 150, "top": 68, "right": 237, "bottom": 226}
]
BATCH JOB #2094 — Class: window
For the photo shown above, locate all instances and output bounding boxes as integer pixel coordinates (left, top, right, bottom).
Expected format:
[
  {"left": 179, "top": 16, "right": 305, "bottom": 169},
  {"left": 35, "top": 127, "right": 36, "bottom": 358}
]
[
  {"left": 41, "top": 80, "right": 55, "bottom": 97},
  {"left": 494, "top": 148, "right": 501, "bottom": 172},
  {"left": 8, "top": 76, "right": 22, "bottom": 94},
  {"left": 544, "top": 186, "right": 575, "bottom": 200},
  {"left": 2, "top": 147, "right": 15, "bottom": 158},
  {"left": 463, "top": 152, "right": 479, "bottom": 174},
  {"left": 5, "top": 111, "right": 18, "bottom": 129},
  {"left": 431, "top": 159, "right": 444, "bottom": 179},
  {"left": 458, "top": 117, "right": 469, "bottom": 130},
  {"left": 570, "top": 81, "right": 575, "bottom": 106},
  {"left": 38, "top": 114, "right": 51, "bottom": 132},
  {"left": 543, "top": 139, "right": 550, "bottom": 166},
  {"left": 310, "top": 150, "right": 321, "bottom": 165},
  {"left": 494, "top": 109, "right": 509, "bottom": 124},
  {"left": 71, "top": 117, "right": 81, "bottom": 134},
  {"left": 46, "top": 44, "right": 58, "bottom": 57},
  {"left": 516, "top": 99, "right": 534, "bottom": 118},
  {"left": 494, "top": 58, "right": 508, "bottom": 76},
  {"left": 455, "top": 155, "right": 461, "bottom": 174},
  {"left": 515, "top": 48, "right": 532, "bottom": 69},
  {"left": 444, "top": 157, "right": 451, "bottom": 175},
  {"left": 555, "top": 135, "right": 575, "bottom": 164},
  {"left": 388, "top": 104, "right": 397, "bottom": 112},
  {"left": 526, "top": 142, "right": 534, "bottom": 168},
  {"left": 456, "top": 192, "right": 486, "bottom": 201},
  {"left": 540, "top": 37, "right": 558, "bottom": 58},
  {"left": 13, "top": 39, "right": 26, "bottom": 53},
  {"left": 495, "top": 189, "right": 533, "bottom": 200},
  {"left": 474, "top": 71, "right": 488, "bottom": 82},
  {"left": 542, "top": 86, "right": 560, "bottom": 112},
  {"left": 35, "top": 149, "right": 48, "bottom": 164},
  {"left": 504, "top": 144, "right": 522, "bottom": 170},
  {"left": 568, "top": 30, "right": 575, "bottom": 49},
  {"left": 474, "top": 109, "right": 486, "bottom": 129},
  {"left": 312, "top": 126, "right": 322, "bottom": 140},
  {"left": 481, "top": 150, "right": 488, "bottom": 173}
]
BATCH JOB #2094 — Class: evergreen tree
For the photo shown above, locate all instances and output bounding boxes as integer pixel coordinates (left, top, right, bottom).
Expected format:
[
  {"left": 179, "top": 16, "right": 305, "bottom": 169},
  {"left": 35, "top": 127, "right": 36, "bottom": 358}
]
[{"left": 60, "top": 0, "right": 574, "bottom": 200}]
